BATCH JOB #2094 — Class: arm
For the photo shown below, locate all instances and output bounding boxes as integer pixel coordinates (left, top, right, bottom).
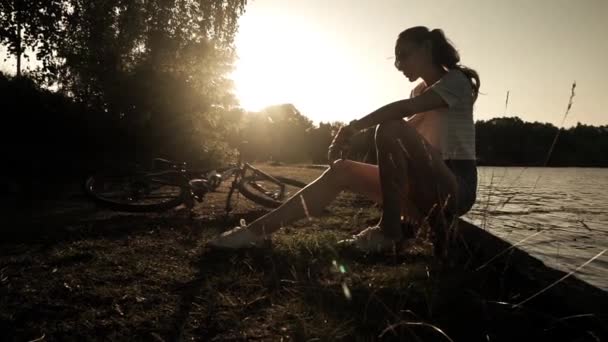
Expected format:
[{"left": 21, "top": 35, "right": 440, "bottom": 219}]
[
  {"left": 349, "top": 87, "right": 448, "bottom": 132},
  {"left": 327, "top": 87, "right": 449, "bottom": 164}
]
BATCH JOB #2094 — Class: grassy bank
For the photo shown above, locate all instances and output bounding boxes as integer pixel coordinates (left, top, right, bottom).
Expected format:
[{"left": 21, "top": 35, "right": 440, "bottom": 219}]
[{"left": 2, "top": 165, "right": 606, "bottom": 341}]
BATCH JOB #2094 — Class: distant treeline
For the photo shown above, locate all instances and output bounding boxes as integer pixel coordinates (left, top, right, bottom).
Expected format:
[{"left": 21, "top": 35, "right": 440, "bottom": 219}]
[
  {"left": 245, "top": 111, "right": 608, "bottom": 167},
  {"left": 476, "top": 117, "right": 608, "bottom": 167}
]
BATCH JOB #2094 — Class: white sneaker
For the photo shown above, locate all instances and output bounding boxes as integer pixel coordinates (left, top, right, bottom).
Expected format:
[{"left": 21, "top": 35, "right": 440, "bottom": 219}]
[
  {"left": 206, "top": 226, "right": 270, "bottom": 249},
  {"left": 338, "top": 226, "right": 397, "bottom": 253}
]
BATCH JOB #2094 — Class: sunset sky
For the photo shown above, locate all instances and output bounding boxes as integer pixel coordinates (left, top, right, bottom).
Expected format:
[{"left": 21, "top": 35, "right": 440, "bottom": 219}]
[
  {"left": 2, "top": 0, "right": 606, "bottom": 127},
  {"left": 230, "top": 0, "right": 607, "bottom": 127}
]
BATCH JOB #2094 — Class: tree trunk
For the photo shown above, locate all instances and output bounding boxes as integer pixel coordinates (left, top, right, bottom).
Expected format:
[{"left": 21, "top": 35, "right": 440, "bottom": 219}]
[{"left": 16, "top": 4, "right": 21, "bottom": 77}]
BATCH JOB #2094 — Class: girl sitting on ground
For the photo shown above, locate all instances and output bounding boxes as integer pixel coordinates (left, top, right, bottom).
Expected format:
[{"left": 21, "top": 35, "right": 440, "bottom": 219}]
[{"left": 208, "top": 26, "right": 480, "bottom": 256}]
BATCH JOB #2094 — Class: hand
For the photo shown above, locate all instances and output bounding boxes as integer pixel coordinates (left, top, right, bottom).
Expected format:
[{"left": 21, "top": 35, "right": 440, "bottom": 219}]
[
  {"left": 327, "top": 124, "right": 357, "bottom": 165},
  {"left": 327, "top": 141, "right": 350, "bottom": 165}
]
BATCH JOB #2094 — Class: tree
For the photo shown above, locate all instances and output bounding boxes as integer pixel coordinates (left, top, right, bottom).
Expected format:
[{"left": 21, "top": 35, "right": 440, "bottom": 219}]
[
  {"left": 55, "top": 0, "right": 247, "bottom": 163},
  {"left": 241, "top": 104, "right": 315, "bottom": 163},
  {"left": 0, "top": 0, "right": 64, "bottom": 77},
  {"left": 1, "top": 0, "right": 250, "bottom": 167},
  {"left": 47, "top": 1, "right": 249, "bottom": 163}
]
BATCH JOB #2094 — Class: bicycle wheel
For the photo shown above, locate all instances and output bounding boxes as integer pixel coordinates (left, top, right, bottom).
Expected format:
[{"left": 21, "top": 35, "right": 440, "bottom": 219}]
[
  {"left": 237, "top": 175, "right": 307, "bottom": 208},
  {"left": 84, "top": 173, "right": 186, "bottom": 212}
]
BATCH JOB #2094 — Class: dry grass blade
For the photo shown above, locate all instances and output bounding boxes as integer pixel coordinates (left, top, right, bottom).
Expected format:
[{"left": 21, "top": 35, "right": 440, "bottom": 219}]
[
  {"left": 150, "top": 332, "right": 166, "bottom": 342},
  {"left": 396, "top": 138, "right": 411, "bottom": 159},
  {"left": 515, "top": 248, "right": 607, "bottom": 307},
  {"left": 475, "top": 230, "right": 544, "bottom": 271},
  {"left": 493, "top": 81, "right": 576, "bottom": 211},
  {"left": 379, "top": 321, "right": 455, "bottom": 342},
  {"left": 540, "top": 81, "right": 576, "bottom": 168},
  {"left": 27, "top": 334, "right": 46, "bottom": 342},
  {"left": 480, "top": 170, "right": 497, "bottom": 230},
  {"left": 552, "top": 313, "right": 596, "bottom": 324},
  {"left": 578, "top": 220, "right": 592, "bottom": 231},
  {"left": 299, "top": 194, "right": 312, "bottom": 221}
]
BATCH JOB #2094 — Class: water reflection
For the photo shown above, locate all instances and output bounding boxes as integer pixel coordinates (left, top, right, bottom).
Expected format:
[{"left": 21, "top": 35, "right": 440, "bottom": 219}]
[{"left": 465, "top": 167, "right": 608, "bottom": 290}]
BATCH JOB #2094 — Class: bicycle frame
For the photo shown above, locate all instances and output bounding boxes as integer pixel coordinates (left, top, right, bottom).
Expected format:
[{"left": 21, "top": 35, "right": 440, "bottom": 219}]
[
  {"left": 223, "top": 162, "right": 287, "bottom": 214},
  {"left": 140, "top": 160, "right": 288, "bottom": 214},
  {"left": 85, "top": 143, "right": 306, "bottom": 213}
]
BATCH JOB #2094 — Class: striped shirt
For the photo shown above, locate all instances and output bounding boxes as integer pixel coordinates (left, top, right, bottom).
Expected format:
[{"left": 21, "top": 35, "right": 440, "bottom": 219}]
[{"left": 406, "top": 68, "right": 476, "bottom": 160}]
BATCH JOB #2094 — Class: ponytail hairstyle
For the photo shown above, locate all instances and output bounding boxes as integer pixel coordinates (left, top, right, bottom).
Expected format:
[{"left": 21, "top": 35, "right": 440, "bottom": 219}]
[{"left": 396, "top": 26, "right": 481, "bottom": 103}]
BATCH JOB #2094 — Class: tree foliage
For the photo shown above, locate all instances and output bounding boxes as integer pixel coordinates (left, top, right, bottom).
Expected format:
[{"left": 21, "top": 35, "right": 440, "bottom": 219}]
[
  {"left": 1, "top": 0, "right": 248, "bottom": 167},
  {"left": 475, "top": 117, "right": 608, "bottom": 167},
  {"left": 53, "top": 0, "right": 246, "bottom": 103},
  {"left": 241, "top": 104, "right": 315, "bottom": 163},
  {"left": 0, "top": 0, "right": 64, "bottom": 76}
]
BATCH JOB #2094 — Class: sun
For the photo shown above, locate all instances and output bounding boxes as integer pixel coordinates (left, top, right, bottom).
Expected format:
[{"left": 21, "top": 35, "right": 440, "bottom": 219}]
[
  {"left": 229, "top": 12, "right": 359, "bottom": 121},
  {"left": 230, "top": 13, "right": 319, "bottom": 112}
]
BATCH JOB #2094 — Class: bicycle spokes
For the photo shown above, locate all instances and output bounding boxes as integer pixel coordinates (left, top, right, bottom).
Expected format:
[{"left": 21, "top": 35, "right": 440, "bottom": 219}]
[
  {"left": 248, "top": 180, "right": 282, "bottom": 200},
  {"left": 92, "top": 176, "right": 182, "bottom": 205}
]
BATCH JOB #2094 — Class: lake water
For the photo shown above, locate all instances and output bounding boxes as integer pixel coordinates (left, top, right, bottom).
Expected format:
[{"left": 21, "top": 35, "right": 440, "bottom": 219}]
[{"left": 464, "top": 167, "right": 608, "bottom": 291}]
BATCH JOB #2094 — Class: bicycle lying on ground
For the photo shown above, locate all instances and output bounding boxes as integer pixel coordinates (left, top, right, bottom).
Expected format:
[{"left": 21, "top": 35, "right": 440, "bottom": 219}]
[{"left": 84, "top": 154, "right": 307, "bottom": 213}]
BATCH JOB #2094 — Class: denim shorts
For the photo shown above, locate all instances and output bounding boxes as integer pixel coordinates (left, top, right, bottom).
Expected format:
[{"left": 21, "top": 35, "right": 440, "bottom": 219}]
[{"left": 444, "top": 159, "right": 478, "bottom": 216}]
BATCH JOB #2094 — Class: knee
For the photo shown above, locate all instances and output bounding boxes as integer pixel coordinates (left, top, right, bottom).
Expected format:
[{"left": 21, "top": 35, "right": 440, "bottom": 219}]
[
  {"left": 375, "top": 120, "right": 406, "bottom": 146},
  {"left": 323, "top": 159, "right": 351, "bottom": 187}
]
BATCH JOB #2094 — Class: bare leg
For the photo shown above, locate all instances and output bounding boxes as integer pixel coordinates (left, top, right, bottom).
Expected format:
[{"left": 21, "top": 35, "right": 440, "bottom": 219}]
[
  {"left": 248, "top": 160, "right": 383, "bottom": 236},
  {"left": 248, "top": 167, "right": 340, "bottom": 235}
]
